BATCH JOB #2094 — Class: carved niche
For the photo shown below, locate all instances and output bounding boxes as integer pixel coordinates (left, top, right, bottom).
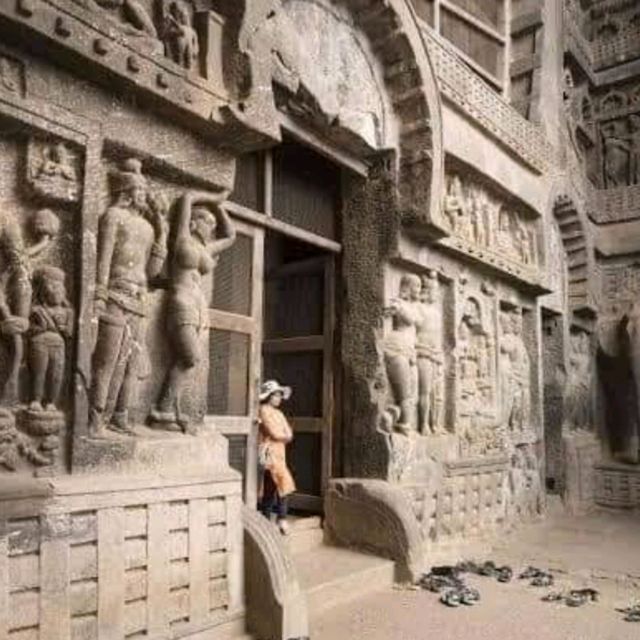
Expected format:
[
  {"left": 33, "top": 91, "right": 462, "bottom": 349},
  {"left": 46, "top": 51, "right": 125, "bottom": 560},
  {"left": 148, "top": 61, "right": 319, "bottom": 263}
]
[
  {"left": 442, "top": 171, "right": 539, "bottom": 279},
  {"left": 454, "top": 279, "right": 500, "bottom": 458},
  {"left": 26, "top": 139, "right": 82, "bottom": 204},
  {"left": 0, "top": 134, "right": 74, "bottom": 475}
]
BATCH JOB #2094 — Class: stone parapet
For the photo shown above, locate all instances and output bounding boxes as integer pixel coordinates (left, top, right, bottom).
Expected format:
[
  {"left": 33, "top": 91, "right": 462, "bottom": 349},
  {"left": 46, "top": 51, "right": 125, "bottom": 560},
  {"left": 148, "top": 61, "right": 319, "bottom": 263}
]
[
  {"left": 422, "top": 28, "right": 554, "bottom": 174},
  {"left": 0, "top": 474, "right": 244, "bottom": 640}
]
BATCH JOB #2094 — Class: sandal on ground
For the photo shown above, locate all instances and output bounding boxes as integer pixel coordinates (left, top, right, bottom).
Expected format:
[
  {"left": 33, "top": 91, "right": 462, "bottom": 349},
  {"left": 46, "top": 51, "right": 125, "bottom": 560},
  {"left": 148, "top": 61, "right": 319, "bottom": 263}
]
[{"left": 440, "top": 589, "right": 462, "bottom": 607}]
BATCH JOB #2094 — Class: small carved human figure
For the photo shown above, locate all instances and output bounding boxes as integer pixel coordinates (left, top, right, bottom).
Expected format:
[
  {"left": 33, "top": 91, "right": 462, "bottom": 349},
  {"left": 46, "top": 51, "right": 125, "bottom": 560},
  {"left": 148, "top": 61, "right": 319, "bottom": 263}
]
[
  {"left": 416, "top": 271, "right": 445, "bottom": 435},
  {"left": 151, "top": 191, "right": 236, "bottom": 432},
  {"left": 602, "top": 120, "right": 630, "bottom": 187},
  {"left": 443, "top": 175, "right": 465, "bottom": 233},
  {"left": 497, "top": 208, "right": 516, "bottom": 260},
  {"left": 28, "top": 266, "right": 73, "bottom": 413},
  {"left": 383, "top": 274, "right": 421, "bottom": 434},
  {"left": 0, "top": 213, "right": 32, "bottom": 406},
  {"left": 500, "top": 309, "right": 531, "bottom": 431},
  {"left": 40, "top": 142, "right": 77, "bottom": 182},
  {"left": 164, "top": 1, "right": 199, "bottom": 70},
  {"left": 92, "top": 0, "right": 158, "bottom": 38},
  {"left": 90, "top": 158, "right": 167, "bottom": 437},
  {"left": 628, "top": 114, "right": 640, "bottom": 186}
]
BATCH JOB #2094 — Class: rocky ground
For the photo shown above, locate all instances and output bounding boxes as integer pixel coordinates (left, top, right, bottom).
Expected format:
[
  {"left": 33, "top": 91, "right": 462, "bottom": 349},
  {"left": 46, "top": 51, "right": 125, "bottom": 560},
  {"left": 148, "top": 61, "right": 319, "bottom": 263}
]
[{"left": 311, "top": 503, "right": 640, "bottom": 640}]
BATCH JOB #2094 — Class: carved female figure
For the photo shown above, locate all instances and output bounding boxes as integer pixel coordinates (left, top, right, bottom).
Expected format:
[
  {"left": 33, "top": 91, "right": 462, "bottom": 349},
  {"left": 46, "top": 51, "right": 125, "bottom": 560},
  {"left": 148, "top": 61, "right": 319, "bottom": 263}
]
[
  {"left": 383, "top": 274, "right": 421, "bottom": 434},
  {"left": 151, "top": 191, "right": 236, "bottom": 431},
  {"left": 28, "top": 266, "right": 73, "bottom": 412}
]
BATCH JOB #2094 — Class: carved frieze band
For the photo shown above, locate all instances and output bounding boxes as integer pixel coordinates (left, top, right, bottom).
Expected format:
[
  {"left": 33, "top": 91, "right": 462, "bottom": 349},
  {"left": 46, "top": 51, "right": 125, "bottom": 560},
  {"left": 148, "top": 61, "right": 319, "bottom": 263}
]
[{"left": 440, "top": 170, "right": 542, "bottom": 287}]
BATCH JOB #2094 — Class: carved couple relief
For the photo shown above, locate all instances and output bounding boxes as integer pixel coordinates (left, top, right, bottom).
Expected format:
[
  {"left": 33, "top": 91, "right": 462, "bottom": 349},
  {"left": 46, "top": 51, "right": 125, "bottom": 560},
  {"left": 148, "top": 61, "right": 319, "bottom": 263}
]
[
  {"left": 89, "top": 158, "right": 236, "bottom": 438},
  {"left": 443, "top": 173, "right": 538, "bottom": 269},
  {"left": 383, "top": 271, "right": 445, "bottom": 437}
]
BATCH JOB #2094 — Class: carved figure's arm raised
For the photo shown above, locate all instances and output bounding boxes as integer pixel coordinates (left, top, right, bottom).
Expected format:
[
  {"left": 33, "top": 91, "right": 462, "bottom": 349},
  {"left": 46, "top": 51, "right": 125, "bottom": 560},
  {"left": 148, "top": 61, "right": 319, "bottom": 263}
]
[{"left": 210, "top": 204, "right": 236, "bottom": 255}]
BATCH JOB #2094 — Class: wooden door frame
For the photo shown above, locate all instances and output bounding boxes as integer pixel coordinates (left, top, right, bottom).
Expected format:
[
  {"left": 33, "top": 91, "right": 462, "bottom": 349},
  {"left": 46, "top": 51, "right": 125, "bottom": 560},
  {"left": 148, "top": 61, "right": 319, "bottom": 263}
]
[{"left": 262, "top": 250, "right": 336, "bottom": 513}]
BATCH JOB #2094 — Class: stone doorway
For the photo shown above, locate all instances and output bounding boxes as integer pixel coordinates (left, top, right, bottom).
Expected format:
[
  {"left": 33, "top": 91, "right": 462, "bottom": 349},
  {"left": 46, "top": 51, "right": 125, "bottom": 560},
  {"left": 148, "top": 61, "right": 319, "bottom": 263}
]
[{"left": 263, "top": 231, "right": 337, "bottom": 513}]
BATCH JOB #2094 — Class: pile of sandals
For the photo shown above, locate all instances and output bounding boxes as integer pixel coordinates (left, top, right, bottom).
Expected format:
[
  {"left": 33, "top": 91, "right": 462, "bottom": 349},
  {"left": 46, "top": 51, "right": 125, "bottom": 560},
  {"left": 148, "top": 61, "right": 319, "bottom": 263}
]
[{"left": 415, "top": 561, "right": 640, "bottom": 618}]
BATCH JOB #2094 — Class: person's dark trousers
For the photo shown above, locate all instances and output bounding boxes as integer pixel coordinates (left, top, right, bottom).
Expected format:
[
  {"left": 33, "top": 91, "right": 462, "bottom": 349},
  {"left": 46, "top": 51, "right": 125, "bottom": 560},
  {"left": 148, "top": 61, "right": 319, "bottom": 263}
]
[{"left": 259, "top": 471, "right": 288, "bottom": 519}]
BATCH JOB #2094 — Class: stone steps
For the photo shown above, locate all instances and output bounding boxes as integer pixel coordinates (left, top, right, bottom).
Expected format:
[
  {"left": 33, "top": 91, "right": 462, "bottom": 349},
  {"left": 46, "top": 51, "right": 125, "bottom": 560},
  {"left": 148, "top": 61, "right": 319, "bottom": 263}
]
[
  {"left": 288, "top": 516, "right": 395, "bottom": 619},
  {"left": 293, "top": 544, "right": 395, "bottom": 618},
  {"left": 286, "top": 515, "right": 325, "bottom": 555}
]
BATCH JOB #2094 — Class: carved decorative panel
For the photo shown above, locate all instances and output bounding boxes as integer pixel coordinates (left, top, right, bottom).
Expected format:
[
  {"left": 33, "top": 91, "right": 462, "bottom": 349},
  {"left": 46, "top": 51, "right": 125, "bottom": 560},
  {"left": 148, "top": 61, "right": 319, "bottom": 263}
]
[{"left": 439, "top": 168, "right": 542, "bottom": 287}]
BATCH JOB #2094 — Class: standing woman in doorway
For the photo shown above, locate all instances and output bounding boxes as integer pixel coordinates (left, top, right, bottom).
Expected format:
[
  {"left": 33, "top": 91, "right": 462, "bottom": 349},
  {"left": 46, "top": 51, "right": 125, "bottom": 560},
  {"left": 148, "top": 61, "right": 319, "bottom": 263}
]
[{"left": 258, "top": 380, "right": 296, "bottom": 534}]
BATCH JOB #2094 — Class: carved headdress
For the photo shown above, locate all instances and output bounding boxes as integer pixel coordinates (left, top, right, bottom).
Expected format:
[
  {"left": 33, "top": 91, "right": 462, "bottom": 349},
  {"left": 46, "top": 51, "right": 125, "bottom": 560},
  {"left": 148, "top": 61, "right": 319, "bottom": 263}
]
[{"left": 111, "top": 158, "right": 148, "bottom": 194}]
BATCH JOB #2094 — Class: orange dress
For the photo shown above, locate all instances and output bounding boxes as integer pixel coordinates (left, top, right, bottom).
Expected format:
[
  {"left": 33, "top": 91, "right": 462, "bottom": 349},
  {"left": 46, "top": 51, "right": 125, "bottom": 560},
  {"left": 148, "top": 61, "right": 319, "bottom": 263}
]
[{"left": 258, "top": 404, "right": 296, "bottom": 497}]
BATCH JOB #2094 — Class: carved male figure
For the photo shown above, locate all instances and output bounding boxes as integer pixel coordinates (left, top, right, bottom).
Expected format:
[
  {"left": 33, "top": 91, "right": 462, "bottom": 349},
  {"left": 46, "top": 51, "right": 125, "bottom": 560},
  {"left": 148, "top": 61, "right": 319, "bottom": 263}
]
[
  {"left": 28, "top": 266, "right": 73, "bottom": 412},
  {"left": 500, "top": 309, "right": 531, "bottom": 431},
  {"left": 151, "top": 191, "right": 236, "bottom": 432},
  {"left": 164, "top": 1, "right": 200, "bottom": 70},
  {"left": 90, "top": 158, "right": 167, "bottom": 437},
  {"left": 384, "top": 274, "right": 421, "bottom": 434},
  {"left": 416, "top": 271, "right": 445, "bottom": 435}
]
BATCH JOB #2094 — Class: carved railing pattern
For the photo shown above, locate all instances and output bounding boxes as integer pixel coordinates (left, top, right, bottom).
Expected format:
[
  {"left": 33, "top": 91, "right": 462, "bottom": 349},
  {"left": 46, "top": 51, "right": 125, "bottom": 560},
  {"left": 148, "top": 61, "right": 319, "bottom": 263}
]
[{"left": 422, "top": 29, "right": 554, "bottom": 174}]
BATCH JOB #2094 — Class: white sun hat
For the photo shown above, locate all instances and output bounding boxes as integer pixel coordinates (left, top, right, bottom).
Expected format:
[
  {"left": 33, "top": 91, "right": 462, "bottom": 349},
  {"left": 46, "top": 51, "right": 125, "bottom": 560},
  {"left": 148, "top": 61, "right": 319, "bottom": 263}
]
[{"left": 259, "top": 379, "right": 292, "bottom": 402}]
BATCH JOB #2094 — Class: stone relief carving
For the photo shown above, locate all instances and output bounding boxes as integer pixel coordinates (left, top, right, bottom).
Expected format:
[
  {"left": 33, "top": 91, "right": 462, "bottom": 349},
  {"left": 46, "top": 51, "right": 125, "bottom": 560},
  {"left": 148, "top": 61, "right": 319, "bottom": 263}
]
[
  {"left": 416, "top": 271, "right": 446, "bottom": 436},
  {"left": 563, "top": 330, "right": 593, "bottom": 433},
  {"left": 0, "top": 187, "right": 64, "bottom": 473},
  {"left": 505, "top": 444, "right": 543, "bottom": 522},
  {"left": 443, "top": 172, "right": 538, "bottom": 271},
  {"left": 89, "top": 0, "right": 159, "bottom": 42},
  {"left": 27, "top": 139, "right": 82, "bottom": 204},
  {"left": 456, "top": 293, "right": 499, "bottom": 456},
  {"left": 383, "top": 271, "right": 449, "bottom": 439},
  {"left": 383, "top": 274, "right": 421, "bottom": 435},
  {"left": 602, "top": 120, "right": 630, "bottom": 187},
  {"left": 499, "top": 307, "right": 531, "bottom": 433},
  {"left": 28, "top": 266, "right": 73, "bottom": 413},
  {"left": 150, "top": 190, "right": 236, "bottom": 433},
  {"left": 89, "top": 158, "right": 168, "bottom": 438},
  {"left": 160, "top": 0, "right": 200, "bottom": 71}
]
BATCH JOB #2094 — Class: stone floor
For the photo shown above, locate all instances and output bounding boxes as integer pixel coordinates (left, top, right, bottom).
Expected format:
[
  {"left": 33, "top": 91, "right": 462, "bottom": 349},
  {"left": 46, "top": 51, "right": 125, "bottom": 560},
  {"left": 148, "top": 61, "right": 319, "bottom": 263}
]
[{"left": 311, "top": 505, "right": 640, "bottom": 640}]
